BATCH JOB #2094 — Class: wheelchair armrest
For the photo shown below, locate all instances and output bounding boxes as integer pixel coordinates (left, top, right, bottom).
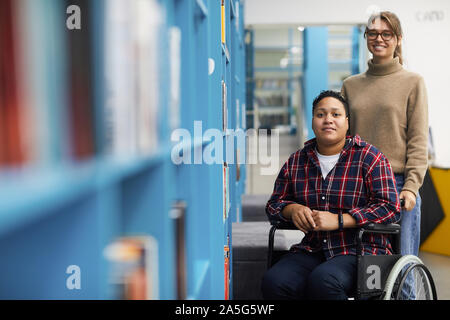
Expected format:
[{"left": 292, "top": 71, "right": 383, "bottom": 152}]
[
  {"left": 360, "top": 223, "right": 401, "bottom": 234},
  {"left": 270, "top": 219, "right": 298, "bottom": 230},
  {"left": 267, "top": 220, "right": 297, "bottom": 269}
]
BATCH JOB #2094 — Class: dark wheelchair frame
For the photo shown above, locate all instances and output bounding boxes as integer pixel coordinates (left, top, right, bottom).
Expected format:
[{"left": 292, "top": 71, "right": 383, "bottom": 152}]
[{"left": 267, "top": 215, "right": 438, "bottom": 300}]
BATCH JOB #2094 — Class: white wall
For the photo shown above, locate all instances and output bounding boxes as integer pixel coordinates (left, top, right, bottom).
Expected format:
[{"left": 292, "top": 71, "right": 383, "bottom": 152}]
[{"left": 246, "top": 0, "right": 450, "bottom": 167}]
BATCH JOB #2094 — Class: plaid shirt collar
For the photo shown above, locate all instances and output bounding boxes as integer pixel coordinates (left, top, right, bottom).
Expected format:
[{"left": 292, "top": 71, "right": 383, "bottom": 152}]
[
  {"left": 303, "top": 134, "right": 366, "bottom": 151},
  {"left": 302, "top": 134, "right": 366, "bottom": 174}
]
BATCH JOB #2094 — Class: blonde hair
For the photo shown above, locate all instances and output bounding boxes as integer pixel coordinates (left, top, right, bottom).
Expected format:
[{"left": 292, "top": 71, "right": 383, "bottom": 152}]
[{"left": 366, "top": 11, "right": 404, "bottom": 64}]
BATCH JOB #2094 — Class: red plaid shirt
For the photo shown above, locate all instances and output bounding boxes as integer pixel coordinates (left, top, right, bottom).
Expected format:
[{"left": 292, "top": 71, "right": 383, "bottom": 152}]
[{"left": 266, "top": 135, "right": 400, "bottom": 259}]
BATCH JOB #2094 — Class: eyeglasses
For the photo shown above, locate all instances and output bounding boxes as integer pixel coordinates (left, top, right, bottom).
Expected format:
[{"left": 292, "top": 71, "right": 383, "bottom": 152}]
[{"left": 365, "top": 29, "right": 395, "bottom": 41}]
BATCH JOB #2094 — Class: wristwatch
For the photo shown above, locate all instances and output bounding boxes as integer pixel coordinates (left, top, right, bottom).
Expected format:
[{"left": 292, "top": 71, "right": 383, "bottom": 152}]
[{"left": 338, "top": 212, "right": 344, "bottom": 231}]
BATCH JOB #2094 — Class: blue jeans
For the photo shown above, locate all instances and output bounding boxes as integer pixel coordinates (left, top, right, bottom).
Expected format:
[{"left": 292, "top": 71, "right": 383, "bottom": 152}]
[
  {"left": 394, "top": 174, "right": 421, "bottom": 256},
  {"left": 395, "top": 174, "right": 421, "bottom": 299},
  {"left": 261, "top": 251, "right": 357, "bottom": 300}
]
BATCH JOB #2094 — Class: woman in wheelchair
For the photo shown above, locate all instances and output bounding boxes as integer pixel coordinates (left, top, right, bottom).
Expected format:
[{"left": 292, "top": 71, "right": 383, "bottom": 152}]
[{"left": 262, "top": 90, "right": 401, "bottom": 300}]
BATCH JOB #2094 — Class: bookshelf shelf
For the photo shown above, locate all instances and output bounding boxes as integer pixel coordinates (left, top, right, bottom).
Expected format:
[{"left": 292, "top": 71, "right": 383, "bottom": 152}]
[
  {"left": 0, "top": 150, "right": 172, "bottom": 236},
  {"left": 0, "top": 167, "right": 97, "bottom": 236}
]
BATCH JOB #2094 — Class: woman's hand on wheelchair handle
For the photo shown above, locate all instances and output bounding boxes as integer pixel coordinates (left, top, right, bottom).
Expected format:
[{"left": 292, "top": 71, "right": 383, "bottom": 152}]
[{"left": 399, "top": 190, "right": 416, "bottom": 211}]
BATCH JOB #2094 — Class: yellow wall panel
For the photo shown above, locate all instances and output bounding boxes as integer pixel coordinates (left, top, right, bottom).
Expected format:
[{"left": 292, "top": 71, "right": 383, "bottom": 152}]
[{"left": 420, "top": 167, "right": 450, "bottom": 256}]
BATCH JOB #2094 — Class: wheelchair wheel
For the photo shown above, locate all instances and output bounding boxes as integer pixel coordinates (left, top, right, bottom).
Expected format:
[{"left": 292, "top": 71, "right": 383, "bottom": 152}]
[{"left": 382, "top": 255, "right": 437, "bottom": 300}]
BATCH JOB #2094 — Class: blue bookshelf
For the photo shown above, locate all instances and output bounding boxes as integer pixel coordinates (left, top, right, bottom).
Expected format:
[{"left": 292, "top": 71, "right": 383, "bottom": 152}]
[{"left": 0, "top": 0, "right": 245, "bottom": 300}]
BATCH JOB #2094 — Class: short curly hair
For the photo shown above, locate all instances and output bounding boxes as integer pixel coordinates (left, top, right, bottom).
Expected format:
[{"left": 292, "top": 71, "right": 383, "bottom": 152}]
[{"left": 312, "top": 90, "right": 349, "bottom": 118}]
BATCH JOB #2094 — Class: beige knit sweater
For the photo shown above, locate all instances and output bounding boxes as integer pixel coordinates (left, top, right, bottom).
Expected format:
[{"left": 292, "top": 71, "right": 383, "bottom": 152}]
[{"left": 341, "top": 57, "right": 428, "bottom": 196}]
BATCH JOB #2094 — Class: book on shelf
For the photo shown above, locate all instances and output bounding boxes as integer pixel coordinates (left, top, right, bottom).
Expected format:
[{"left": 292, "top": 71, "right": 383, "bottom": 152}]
[
  {"left": 0, "top": 0, "right": 26, "bottom": 166},
  {"left": 224, "top": 236, "right": 230, "bottom": 300},
  {"left": 222, "top": 80, "right": 227, "bottom": 132},
  {"left": 1, "top": 0, "right": 97, "bottom": 169},
  {"left": 236, "top": 149, "right": 240, "bottom": 182},
  {"left": 65, "top": 0, "right": 96, "bottom": 160},
  {"left": 133, "top": 0, "right": 161, "bottom": 155},
  {"left": 171, "top": 200, "right": 187, "bottom": 300},
  {"left": 103, "top": 0, "right": 163, "bottom": 159},
  {"left": 222, "top": 162, "right": 230, "bottom": 222},
  {"left": 104, "top": 235, "right": 159, "bottom": 300},
  {"left": 221, "top": 0, "right": 226, "bottom": 44},
  {"left": 169, "top": 26, "right": 181, "bottom": 131},
  {"left": 1, "top": 0, "right": 169, "bottom": 169},
  {"left": 16, "top": 0, "right": 54, "bottom": 166}
]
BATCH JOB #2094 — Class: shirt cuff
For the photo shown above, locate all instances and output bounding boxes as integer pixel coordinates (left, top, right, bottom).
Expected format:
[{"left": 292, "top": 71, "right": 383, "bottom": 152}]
[
  {"left": 270, "top": 201, "right": 297, "bottom": 222},
  {"left": 401, "top": 182, "right": 418, "bottom": 197}
]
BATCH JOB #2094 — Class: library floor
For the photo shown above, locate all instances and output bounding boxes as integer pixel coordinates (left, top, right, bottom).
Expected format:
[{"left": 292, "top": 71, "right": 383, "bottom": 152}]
[{"left": 244, "top": 132, "right": 450, "bottom": 300}]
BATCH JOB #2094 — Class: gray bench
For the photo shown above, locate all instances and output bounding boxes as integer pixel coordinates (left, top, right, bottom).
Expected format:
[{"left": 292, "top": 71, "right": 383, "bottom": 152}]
[
  {"left": 241, "top": 194, "right": 271, "bottom": 222},
  {"left": 232, "top": 221, "right": 303, "bottom": 300}
]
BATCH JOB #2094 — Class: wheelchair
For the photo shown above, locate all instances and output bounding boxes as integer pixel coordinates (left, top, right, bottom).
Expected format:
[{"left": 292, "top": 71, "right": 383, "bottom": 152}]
[{"left": 267, "top": 218, "right": 438, "bottom": 300}]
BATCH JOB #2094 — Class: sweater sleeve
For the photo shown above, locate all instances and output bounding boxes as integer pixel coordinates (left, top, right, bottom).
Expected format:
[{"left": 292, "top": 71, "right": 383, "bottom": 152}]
[{"left": 404, "top": 76, "right": 429, "bottom": 196}]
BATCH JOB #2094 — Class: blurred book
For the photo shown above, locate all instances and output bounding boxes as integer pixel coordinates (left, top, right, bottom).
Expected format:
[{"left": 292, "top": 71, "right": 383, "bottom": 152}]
[
  {"left": 104, "top": 235, "right": 159, "bottom": 300},
  {"left": 224, "top": 236, "right": 230, "bottom": 300},
  {"left": 1, "top": 0, "right": 83, "bottom": 169},
  {"left": 222, "top": 162, "right": 230, "bottom": 222},
  {"left": 1, "top": 0, "right": 168, "bottom": 170},
  {"left": 222, "top": 80, "right": 227, "bottom": 132},
  {"left": 133, "top": 0, "right": 161, "bottom": 155},
  {"left": 65, "top": 0, "right": 96, "bottom": 160},
  {"left": 27, "top": 0, "right": 71, "bottom": 165},
  {"left": 103, "top": 0, "right": 163, "bottom": 159},
  {"left": 169, "top": 26, "right": 181, "bottom": 131},
  {"left": 0, "top": 0, "right": 26, "bottom": 166},
  {"left": 171, "top": 200, "right": 187, "bottom": 300}
]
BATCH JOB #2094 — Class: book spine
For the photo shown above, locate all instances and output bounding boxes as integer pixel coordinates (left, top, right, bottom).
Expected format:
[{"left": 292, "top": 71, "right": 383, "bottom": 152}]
[{"left": 0, "top": 0, "right": 26, "bottom": 166}]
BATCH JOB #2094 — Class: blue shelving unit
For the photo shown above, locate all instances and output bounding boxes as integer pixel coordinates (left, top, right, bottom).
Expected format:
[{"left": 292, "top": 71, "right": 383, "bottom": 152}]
[
  {"left": 302, "top": 25, "right": 361, "bottom": 140},
  {"left": 302, "top": 27, "right": 329, "bottom": 140},
  {"left": 0, "top": 0, "right": 245, "bottom": 300},
  {"left": 248, "top": 26, "right": 301, "bottom": 133}
]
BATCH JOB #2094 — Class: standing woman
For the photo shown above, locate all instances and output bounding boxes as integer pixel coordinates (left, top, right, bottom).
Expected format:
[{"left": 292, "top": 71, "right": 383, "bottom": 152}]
[{"left": 341, "top": 11, "right": 428, "bottom": 259}]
